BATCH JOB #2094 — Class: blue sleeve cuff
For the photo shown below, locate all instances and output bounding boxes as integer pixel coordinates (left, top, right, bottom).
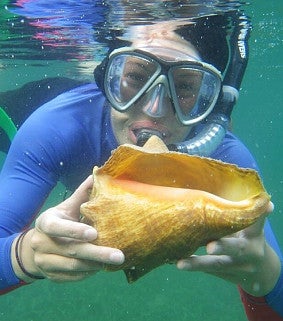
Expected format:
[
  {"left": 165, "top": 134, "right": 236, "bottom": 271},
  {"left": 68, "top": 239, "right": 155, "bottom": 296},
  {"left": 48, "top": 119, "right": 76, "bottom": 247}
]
[{"left": 0, "top": 233, "right": 21, "bottom": 291}]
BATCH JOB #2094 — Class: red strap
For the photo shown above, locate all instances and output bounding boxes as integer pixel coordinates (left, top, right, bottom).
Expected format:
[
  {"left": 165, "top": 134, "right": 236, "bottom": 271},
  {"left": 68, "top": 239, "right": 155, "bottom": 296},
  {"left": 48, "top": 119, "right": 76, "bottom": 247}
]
[
  {"left": 238, "top": 287, "right": 283, "bottom": 321},
  {"left": 0, "top": 280, "right": 27, "bottom": 295}
]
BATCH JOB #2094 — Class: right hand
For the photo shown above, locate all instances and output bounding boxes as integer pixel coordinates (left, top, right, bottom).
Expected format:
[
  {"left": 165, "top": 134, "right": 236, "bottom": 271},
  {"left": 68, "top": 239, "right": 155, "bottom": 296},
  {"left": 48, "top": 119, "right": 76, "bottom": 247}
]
[{"left": 19, "top": 176, "right": 125, "bottom": 282}]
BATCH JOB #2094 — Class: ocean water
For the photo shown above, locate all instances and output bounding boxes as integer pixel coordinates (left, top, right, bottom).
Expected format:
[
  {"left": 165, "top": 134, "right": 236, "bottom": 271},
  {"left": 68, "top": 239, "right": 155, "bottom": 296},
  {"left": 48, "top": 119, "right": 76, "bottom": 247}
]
[{"left": 0, "top": 1, "right": 282, "bottom": 321}]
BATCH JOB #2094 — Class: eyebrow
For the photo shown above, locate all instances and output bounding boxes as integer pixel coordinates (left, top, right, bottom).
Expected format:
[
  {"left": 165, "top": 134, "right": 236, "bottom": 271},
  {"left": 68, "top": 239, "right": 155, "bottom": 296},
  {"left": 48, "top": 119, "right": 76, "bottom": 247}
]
[{"left": 127, "top": 59, "right": 157, "bottom": 73}]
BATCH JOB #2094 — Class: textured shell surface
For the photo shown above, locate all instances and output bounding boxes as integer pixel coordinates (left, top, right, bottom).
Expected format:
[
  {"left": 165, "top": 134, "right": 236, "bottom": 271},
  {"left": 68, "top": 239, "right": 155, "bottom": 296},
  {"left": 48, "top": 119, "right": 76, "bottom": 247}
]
[{"left": 80, "top": 136, "right": 270, "bottom": 283}]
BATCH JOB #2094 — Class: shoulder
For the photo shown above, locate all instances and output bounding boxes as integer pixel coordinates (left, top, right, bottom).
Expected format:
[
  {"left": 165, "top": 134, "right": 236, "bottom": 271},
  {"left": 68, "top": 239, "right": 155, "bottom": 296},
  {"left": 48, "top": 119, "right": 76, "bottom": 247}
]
[
  {"left": 9, "top": 83, "right": 107, "bottom": 170},
  {"left": 34, "top": 83, "right": 105, "bottom": 116},
  {"left": 211, "top": 131, "right": 259, "bottom": 171},
  {"left": 18, "top": 83, "right": 105, "bottom": 138}
]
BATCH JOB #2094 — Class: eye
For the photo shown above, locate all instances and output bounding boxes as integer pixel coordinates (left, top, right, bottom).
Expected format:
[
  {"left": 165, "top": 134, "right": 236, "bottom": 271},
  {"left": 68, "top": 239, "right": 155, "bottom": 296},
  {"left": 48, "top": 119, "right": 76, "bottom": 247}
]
[
  {"left": 121, "top": 71, "right": 148, "bottom": 92},
  {"left": 175, "top": 80, "right": 197, "bottom": 98},
  {"left": 126, "top": 71, "right": 147, "bottom": 82},
  {"left": 176, "top": 81, "right": 193, "bottom": 91}
]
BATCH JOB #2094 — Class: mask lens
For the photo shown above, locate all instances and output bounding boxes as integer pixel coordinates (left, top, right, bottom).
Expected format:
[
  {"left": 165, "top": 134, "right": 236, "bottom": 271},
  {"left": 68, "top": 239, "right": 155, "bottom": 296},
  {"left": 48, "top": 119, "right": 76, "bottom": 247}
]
[
  {"left": 105, "top": 53, "right": 160, "bottom": 110},
  {"left": 170, "top": 66, "right": 221, "bottom": 124},
  {"left": 104, "top": 49, "right": 222, "bottom": 125}
]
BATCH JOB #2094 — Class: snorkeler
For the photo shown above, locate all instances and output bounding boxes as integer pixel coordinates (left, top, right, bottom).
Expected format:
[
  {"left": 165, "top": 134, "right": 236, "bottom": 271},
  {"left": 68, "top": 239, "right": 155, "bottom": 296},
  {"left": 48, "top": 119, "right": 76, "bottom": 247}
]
[{"left": 0, "top": 9, "right": 282, "bottom": 321}]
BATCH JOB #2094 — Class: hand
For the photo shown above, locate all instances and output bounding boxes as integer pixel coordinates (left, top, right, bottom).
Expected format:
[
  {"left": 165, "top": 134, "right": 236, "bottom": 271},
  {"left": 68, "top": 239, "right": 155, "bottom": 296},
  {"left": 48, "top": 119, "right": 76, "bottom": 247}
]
[
  {"left": 15, "top": 176, "right": 125, "bottom": 282},
  {"left": 177, "top": 202, "right": 281, "bottom": 297}
]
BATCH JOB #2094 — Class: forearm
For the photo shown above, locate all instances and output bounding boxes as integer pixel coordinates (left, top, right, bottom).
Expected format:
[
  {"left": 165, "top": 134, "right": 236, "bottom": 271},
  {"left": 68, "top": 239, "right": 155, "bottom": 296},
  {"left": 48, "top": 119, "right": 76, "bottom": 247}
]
[
  {"left": 239, "top": 220, "right": 283, "bottom": 319},
  {"left": 239, "top": 242, "right": 281, "bottom": 297},
  {"left": 239, "top": 252, "right": 283, "bottom": 321}
]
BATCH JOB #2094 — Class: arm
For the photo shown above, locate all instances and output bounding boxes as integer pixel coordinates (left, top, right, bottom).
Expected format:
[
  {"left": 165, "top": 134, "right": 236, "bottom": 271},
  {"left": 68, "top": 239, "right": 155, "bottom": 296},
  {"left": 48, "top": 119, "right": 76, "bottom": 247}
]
[
  {"left": 0, "top": 88, "right": 122, "bottom": 293},
  {"left": 0, "top": 131, "right": 124, "bottom": 293},
  {"left": 239, "top": 220, "right": 283, "bottom": 320},
  {"left": 0, "top": 119, "right": 57, "bottom": 293}
]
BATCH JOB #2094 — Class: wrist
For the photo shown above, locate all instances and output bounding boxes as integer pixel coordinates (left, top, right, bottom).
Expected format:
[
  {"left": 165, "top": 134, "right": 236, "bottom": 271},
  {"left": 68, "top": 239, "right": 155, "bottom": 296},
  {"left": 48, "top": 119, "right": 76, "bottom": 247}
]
[
  {"left": 11, "top": 229, "right": 44, "bottom": 283},
  {"left": 239, "top": 242, "right": 281, "bottom": 297}
]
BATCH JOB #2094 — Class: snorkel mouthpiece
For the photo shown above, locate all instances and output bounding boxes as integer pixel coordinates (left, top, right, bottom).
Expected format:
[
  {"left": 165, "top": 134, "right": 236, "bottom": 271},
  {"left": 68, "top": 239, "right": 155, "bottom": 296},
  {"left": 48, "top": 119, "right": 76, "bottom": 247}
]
[{"left": 136, "top": 129, "right": 164, "bottom": 147}]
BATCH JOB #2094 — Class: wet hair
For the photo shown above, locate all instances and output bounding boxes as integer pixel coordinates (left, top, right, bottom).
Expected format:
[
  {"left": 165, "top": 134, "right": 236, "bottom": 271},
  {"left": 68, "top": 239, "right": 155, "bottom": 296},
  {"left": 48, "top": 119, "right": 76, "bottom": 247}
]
[
  {"left": 175, "top": 14, "right": 230, "bottom": 72},
  {"left": 94, "top": 14, "right": 231, "bottom": 88}
]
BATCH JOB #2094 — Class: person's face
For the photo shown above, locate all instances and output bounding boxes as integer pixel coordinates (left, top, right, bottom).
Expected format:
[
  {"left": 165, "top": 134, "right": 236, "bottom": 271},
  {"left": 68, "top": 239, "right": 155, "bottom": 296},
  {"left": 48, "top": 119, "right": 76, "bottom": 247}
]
[{"left": 110, "top": 44, "right": 201, "bottom": 146}]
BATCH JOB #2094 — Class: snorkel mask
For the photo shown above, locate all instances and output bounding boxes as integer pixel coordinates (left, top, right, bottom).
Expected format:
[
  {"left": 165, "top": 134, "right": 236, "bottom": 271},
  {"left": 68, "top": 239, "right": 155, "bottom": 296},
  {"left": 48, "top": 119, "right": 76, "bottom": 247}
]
[
  {"left": 94, "top": 11, "right": 251, "bottom": 156},
  {"left": 104, "top": 47, "right": 222, "bottom": 126}
]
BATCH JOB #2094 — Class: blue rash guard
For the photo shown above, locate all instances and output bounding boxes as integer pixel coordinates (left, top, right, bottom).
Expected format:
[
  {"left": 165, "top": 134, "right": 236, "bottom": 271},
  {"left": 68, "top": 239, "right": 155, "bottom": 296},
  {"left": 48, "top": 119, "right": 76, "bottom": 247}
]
[{"left": 0, "top": 83, "right": 282, "bottom": 318}]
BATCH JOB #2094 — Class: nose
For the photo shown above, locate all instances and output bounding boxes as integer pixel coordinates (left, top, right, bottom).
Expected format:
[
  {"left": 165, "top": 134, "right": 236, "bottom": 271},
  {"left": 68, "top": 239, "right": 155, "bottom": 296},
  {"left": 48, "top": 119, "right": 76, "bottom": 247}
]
[{"left": 142, "top": 75, "right": 172, "bottom": 118}]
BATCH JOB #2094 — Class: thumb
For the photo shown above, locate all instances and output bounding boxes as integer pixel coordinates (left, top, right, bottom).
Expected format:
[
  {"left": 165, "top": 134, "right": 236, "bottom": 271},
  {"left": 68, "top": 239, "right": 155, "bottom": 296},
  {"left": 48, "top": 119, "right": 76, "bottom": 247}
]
[
  {"left": 35, "top": 175, "right": 96, "bottom": 240},
  {"left": 57, "top": 175, "right": 93, "bottom": 219},
  {"left": 242, "top": 201, "right": 274, "bottom": 238}
]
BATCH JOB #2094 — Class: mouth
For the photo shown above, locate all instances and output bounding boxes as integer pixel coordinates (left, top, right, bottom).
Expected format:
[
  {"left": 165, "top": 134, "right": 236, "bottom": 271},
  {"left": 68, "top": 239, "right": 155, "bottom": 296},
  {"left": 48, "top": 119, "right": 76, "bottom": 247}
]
[
  {"left": 135, "top": 128, "right": 166, "bottom": 146},
  {"left": 129, "top": 121, "right": 170, "bottom": 145}
]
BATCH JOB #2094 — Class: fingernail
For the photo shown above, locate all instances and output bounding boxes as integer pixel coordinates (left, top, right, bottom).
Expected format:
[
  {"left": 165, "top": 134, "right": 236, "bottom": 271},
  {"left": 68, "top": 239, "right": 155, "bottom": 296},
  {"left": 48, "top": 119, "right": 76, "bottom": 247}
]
[
  {"left": 177, "top": 260, "right": 191, "bottom": 270},
  {"left": 206, "top": 241, "right": 217, "bottom": 254},
  {"left": 267, "top": 201, "right": 274, "bottom": 213},
  {"left": 83, "top": 228, "right": 97, "bottom": 240},
  {"left": 110, "top": 251, "right": 125, "bottom": 264}
]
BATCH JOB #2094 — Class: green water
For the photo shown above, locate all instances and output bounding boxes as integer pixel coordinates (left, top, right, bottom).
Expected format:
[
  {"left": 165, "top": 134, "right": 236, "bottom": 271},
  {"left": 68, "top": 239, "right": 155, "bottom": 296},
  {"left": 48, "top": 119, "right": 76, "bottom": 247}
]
[{"left": 0, "top": 1, "right": 282, "bottom": 320}]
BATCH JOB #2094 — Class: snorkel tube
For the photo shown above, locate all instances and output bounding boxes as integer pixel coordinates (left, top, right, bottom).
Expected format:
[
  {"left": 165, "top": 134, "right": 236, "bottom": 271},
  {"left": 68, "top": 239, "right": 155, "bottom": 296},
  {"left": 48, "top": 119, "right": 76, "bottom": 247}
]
[
  {"left": 167, "top": 11, "right": 251, "bottom": 156},
  {"left": 0, "top": 107, "right": 17, "bottom": 142}
]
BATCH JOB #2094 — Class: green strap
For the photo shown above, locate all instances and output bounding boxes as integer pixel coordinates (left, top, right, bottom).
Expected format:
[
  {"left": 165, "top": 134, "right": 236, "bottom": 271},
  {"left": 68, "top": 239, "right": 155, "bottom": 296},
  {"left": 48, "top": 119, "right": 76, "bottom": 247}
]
[{"left": 0, "top": 107, "right": 17, "bottom": 141}]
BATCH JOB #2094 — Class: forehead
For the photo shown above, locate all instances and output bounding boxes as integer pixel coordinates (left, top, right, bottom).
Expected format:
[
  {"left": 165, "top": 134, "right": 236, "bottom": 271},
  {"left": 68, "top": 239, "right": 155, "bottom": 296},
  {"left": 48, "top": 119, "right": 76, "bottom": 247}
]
[
  {"left": 128, "top": 22, "right": 201, "bottom": 62},
  {"left": 134, "top": 46, "right": 201, "bottom": 62}
]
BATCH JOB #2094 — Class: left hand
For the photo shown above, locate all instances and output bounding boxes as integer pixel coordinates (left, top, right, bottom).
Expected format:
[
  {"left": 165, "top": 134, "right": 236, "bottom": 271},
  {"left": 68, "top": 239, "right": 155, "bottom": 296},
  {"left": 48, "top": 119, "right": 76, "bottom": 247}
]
[{"left": 177, "top": 202, "right": 281, "bottom": 297}]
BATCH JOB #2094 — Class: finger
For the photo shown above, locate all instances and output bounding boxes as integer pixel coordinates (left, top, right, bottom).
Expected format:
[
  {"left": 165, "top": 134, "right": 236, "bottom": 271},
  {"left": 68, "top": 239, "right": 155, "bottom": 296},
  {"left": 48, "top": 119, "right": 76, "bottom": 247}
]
[
  {"left": 206, "top": 238, "right": 248, "bottom": 257},
  {"left": 177, "top": 254, "right": 233, "bottom": 272},
  {"left": 35, "top": 253, "right": 103, "bottom": 273},
  {"left": 177, "top": 254, "right": 258, "bottom": 286},
  {"left": 55, "top": 241, "right": 125, "bottom": 265},
  {"left": 46, "top": 271, "right": 96, "bottom": 282},
  {"left": 32, "top": 232, "right": 125, "bottom": 265},
  {"left": 267, "top": 201, "right": 274, "bottom": 213},
  {"left": 35, "top": 208, "right": 97, "bottom": 241},
  {"left": 206, "top": 236, "right": 265, "bottom": 263},
  {"left": 35, "top": 254, "right": 99, "bottom": 282},
  {"left": 177, "top": 257, "right": 250, "bottom": 286}
]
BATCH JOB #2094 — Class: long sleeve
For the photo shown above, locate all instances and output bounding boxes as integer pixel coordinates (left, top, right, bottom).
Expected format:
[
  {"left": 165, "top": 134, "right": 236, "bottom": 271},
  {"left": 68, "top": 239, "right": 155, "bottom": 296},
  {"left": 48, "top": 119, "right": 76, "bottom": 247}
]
[{"left": 0, "top": 84, "right": 113, "bottom": 293}]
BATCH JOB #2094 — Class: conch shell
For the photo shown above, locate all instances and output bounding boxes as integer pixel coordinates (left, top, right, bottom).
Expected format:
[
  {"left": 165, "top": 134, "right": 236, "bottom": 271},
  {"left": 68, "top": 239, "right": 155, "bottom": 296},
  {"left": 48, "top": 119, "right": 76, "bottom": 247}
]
[{"left": 80, "top": 136, "right": 270, "bottom": 283}]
